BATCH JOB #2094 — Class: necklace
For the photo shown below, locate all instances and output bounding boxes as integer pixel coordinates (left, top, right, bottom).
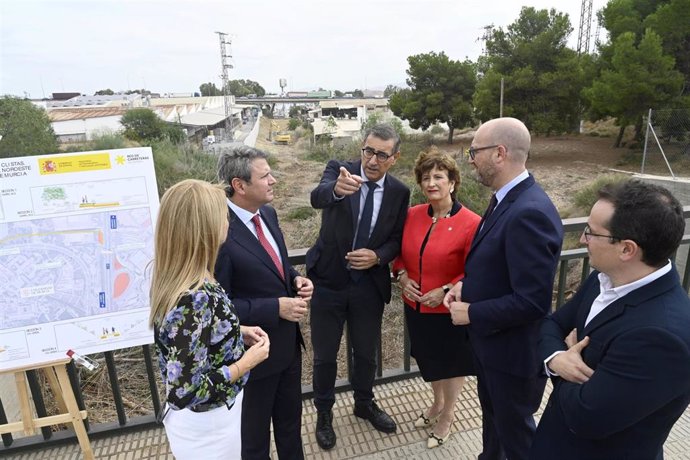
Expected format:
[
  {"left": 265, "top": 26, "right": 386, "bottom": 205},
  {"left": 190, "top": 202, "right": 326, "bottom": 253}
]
[{"left": 431, "top": 207, "right": 452, "bottom": 224}]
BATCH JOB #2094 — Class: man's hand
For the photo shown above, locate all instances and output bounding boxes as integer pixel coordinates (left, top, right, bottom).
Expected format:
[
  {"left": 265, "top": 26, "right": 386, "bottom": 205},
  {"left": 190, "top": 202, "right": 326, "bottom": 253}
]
[
  {"left": 565, "top": 328, "right": 578, "bottom": 349},
  {"left": 547, "top": 336, "right": 594, "bottom": 384},
  {"left": 294, "top": 276, "right": 314, "bottom": 301},
  {"left": 448, "top": 301, "right": 470, "bottom": 325},
  {"left": 278, "top": 297, "right": 308, "bottom": 322},
  {"left": 345, "top": 249, "right": 379, "bottom": 270},
  {"left": 443, "top": 281, "right": 463, "bottom": 308},
  {"left": 240, "top": 325, "right": 268, "bottom": 347},
  {"left": 334, "top": 167, "right": 364, "bottom": 197}
]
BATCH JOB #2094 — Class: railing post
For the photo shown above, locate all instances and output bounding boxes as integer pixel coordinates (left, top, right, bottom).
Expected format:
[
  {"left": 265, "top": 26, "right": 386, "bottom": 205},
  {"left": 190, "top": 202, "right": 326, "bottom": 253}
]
[
  {"left": 403, "top": 311, "right": 411, "bottom": 373},
  {"left": 26, "top": 370, "right": 52, "bottom": 440},
  {"left": 556, "top": 260, "right": 568, "bottom": 309},
  {"left": 0, "top": 398, "right": 13, "bottom": 447},
  {"left": 346, "top": 322, "right": 353, "bottom": 384},
  {"left": 66, "top": 361, "right": 89, "bottom": 431},
  {"left": 104, "top": 351, "right": 126, "bottom": 426},
  {"left": 142, "top": 345, "right": 162, "bottom": 417}
]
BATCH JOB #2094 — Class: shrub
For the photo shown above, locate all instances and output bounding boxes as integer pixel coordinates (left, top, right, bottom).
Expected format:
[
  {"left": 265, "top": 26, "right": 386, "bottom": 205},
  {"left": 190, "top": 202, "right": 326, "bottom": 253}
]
[
  {"left": 287, "top": 118, "right": 301, "bottom": 131},
  {"left": 571, "top": 174, "right": 629, "bottom": 214},
  {"left": 91, "top": 131, "right": 128, "bottom": 150},
  {"left": 286, "top": 206, "right": 316, "bottom": 221},
  {"left": 430, "top": 124, "right": 445, "bottom": 135},
  {"left": 150, "top": 140, "right": 218, "bottom": 196}
]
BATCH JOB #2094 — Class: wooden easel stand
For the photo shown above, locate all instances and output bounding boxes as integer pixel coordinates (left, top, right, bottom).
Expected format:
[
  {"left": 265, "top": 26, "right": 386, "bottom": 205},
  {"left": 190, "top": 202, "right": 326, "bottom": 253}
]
[{"left": 0, "top": 357, "right": 94, "bottom": 459}]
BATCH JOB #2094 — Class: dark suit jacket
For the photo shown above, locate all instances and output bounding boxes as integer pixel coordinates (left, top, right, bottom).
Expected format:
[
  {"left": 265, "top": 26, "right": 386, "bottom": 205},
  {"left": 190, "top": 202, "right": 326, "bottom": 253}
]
[
  {"left": 463, "top": 174, "right": 563, "bottom": 378},
  {"left": 306, "top": 159, "right": 409, "bottom": 302},
  {"left": 530, "top": 269, "right": 690, "bottom": 460},
  {"left": 215, "top": 204, "right": 302, "bottom": 381}
]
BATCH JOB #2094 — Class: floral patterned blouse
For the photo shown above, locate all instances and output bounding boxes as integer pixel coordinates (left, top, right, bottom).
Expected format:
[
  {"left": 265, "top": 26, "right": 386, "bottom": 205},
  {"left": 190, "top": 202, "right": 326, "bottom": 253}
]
[{"left": 154, "top": 280, "right": 249, "bottom": 411}]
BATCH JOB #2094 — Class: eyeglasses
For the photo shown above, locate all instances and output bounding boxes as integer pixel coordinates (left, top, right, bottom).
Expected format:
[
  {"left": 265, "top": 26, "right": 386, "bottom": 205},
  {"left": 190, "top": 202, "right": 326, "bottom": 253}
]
[
  {"left": 361, "top": 147, "right": 396, "bottom": 162},
  {"left": 582, "top": 225, "right": 622, "bottom": 243},
  {"left": 466, "top": 144, "right": 499, "bottom": 160}
]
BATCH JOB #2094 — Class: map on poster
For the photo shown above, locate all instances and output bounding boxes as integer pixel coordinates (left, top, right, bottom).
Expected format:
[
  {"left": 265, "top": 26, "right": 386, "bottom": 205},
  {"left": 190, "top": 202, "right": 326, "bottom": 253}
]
[{"left": 0, "top": 148, "right": 159, "bottom": 371}]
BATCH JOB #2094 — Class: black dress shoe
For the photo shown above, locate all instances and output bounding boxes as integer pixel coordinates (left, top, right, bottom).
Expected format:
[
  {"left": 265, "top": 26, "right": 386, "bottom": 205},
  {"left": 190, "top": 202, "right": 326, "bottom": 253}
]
[
  {"left": 353, "top": 401, "right": 397, "bottom": 433},
  {"left": 315, "top": 410, "right": 336, "bottom": 450}
]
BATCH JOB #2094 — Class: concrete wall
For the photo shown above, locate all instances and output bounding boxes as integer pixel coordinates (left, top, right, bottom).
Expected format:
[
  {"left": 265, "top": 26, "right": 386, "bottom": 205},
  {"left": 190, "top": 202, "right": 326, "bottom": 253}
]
[
  {"left": 52, "top": 116, "right": 123, "bottom": 140},
  {"left": 635, "top": 174, "right": 690, "bottom": 277},
  {"left": 242, "top": 113, "right": 262, "bottom": 148}
]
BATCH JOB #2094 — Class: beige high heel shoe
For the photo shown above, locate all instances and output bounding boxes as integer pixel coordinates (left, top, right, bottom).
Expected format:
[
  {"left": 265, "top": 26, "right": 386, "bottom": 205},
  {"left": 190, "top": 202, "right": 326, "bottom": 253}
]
[
  {"left": 427, "top": 428, "right": 451, "bottom": 448},
  {"left": 413, "top": 411, "right": 440, "bottom": 428}
]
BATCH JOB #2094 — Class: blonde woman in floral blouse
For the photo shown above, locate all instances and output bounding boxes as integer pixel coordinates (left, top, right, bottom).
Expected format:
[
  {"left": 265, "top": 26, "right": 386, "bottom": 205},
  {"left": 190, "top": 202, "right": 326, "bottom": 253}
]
[{"left": 149, "top": 179, "right": 270, "bottom": 459}]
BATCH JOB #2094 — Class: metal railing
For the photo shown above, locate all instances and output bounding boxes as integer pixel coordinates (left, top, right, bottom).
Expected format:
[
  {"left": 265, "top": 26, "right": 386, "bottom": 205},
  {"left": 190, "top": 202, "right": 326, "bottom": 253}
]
[{"left": 3, "top": 209, "right": 690, "bottom": 454}]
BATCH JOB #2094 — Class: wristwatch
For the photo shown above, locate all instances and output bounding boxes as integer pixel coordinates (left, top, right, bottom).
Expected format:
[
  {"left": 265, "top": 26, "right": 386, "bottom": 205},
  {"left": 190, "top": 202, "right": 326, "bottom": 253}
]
[
  {"left": 396, "top": 269, "right": 407, "bottom": 281},
  {"left": 442, "top": 284, "right": 451, "bottom": 294}
]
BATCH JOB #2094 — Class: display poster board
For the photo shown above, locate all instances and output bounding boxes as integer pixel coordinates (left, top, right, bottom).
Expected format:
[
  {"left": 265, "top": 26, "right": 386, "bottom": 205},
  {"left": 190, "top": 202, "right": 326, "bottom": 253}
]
[{"left": 0, "top": 148, "right": 159, "bottom": 370}]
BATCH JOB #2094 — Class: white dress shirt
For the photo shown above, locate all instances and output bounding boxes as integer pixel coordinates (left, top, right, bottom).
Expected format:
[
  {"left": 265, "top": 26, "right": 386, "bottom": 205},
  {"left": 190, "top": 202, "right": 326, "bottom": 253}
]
[
  {"left": 227, "top": 199, "right": 282, "bottom": 264},
  {"left": 545, "top": 260, "right": 672, "bottom": 375}
]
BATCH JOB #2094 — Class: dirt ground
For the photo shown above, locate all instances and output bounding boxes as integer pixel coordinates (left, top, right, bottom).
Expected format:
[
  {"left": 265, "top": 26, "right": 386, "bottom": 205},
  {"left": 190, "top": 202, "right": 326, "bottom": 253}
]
[{"left": 254, "top": 117, "right": 640, "bottom": 385}]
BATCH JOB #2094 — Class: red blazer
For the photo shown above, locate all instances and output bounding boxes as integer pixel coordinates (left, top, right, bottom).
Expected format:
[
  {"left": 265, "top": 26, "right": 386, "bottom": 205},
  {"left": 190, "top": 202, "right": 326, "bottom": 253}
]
[{"left": 393, "top": 203, "right": 480, "bottom": 314}]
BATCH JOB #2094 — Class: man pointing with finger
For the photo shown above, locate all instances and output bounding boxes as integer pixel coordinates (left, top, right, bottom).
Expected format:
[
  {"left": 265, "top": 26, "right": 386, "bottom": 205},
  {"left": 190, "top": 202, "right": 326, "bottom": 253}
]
[
  {"left": 307, "top": 123, "right": 410, "bottom": 450},
  {"left": 530, "top": 180, "right": 690, "bottom": 460}
]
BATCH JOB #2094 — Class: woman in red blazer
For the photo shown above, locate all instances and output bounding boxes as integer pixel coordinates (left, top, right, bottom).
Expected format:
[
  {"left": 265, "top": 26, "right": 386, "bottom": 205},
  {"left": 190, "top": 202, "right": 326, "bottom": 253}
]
[{"left": 393, "top": 147, "right": 480, "bottom": 449}]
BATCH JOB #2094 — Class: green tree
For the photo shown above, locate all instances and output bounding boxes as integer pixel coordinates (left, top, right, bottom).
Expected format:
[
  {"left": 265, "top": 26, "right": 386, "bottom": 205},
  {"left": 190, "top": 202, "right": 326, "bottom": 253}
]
[
  {"left": 199, "top": 82, "right": 221, "bottom": 96},
  {"left": 383, "top": 84, "right": 400, "bottom": 97},
  {"left": 0, "top": 96, "right": 59, "bottom": 158},
  {"left": 584, "top": 29, "right": 684, "bottom": 146},
  {"left": 351, "top": 89, "right": 364, "bottom": 98},
  {"left": 334, "top": 90, "right": 344, "bottom": 97},
  {"left": 600, "top": 0, "right": 690, "bottom": 96},
  {"left": 94, "top": 88, "right": 114, "bottom": 96},
  {"left": 225, "top": 79, "right": 266, "bottom": 97},
  {"left": 120, "top": 108, "right": 184, "bottom": 144},
  {"left": 389, "top": 51, "right": 476, "bottom": 143},
  {"left": 474, "top": 7, "right": 588, "bottom": 134}
]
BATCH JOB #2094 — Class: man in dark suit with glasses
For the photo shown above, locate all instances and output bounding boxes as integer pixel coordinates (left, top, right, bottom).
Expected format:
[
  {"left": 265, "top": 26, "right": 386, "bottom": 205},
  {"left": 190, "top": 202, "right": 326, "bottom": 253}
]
[
  {"left": 444, "top": 117, "right": 563, "bottom": 460},
  {"left": 307, "top": 123, "right": 410, "bottom": 450},
  {"left": 530, "top": 180, "right": 690, "bottom": 460}
]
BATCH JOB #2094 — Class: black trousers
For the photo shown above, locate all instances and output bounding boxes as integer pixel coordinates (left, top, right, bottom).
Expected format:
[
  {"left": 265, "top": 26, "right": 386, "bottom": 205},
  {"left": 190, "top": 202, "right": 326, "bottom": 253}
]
[
  {"left": 310, "top": 274, "right": 385, "bottom": 412},
  {"left": 241, "top": 344, "right": 304, "bottom": 460}
]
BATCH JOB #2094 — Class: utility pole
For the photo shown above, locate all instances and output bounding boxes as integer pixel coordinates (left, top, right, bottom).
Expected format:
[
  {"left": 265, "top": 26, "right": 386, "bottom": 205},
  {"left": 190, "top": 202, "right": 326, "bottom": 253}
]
[
  {"left": 499, "top": 77, "right": 504, "bottom": 118},
  {"left": 577, "top": 0, "right": 593, "bottom": 56},
  {"left": 215, "top": 31, "right": 234, "bottom": 141}
]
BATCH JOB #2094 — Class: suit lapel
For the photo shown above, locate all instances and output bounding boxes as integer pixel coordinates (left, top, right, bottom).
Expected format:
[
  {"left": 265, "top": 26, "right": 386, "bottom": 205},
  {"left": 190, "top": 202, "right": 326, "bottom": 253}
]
[
  {"left": 468, "top": 175, "right": 536, "bottom": 257},
  {"left": 582, "top": 270, "right": 679, "bottom": 336},
  {"left": 229, "top": 208, "right": 285, "bottom": 283},
  {"left": 368, "top": 174, "right": 396, "bottom": 245}
]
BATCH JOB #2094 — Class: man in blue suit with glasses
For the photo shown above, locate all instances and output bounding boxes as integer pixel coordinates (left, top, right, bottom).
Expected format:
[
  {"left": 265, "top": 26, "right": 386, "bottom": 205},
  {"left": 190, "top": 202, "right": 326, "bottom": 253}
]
[
  {"left": 444, "top": 117, "right": 563, "bottom": 460},
  {"left": 530, "top": 180, "right": 690, "bottom": 460}
]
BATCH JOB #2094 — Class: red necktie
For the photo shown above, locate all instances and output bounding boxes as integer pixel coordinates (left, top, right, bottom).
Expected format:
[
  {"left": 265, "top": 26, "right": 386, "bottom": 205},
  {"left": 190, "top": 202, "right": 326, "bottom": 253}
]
[{"left": 251, "top": 214, "right": 285, "bottom": 280}]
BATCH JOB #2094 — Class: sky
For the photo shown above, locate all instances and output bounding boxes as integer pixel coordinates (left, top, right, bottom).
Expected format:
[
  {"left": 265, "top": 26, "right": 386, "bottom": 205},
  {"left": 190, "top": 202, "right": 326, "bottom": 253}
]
[{"left": 0, "top": 0, "right": 604, "bottom": 98}]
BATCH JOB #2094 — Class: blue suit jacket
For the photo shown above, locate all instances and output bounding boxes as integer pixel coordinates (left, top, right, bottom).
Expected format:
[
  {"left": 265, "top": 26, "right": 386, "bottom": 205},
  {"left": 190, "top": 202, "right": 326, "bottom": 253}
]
[
  {"left": 530, "top": 269, "right": 690, "bottom": 460},
  {"left": 215, "top": 204, "right": 302, "bottom": 381},
  {"left": 463, "top": 174, "right": 563, "bottom": 378},
  {"left": 306, "top": 159, "right": 409, "bottom": 302}
]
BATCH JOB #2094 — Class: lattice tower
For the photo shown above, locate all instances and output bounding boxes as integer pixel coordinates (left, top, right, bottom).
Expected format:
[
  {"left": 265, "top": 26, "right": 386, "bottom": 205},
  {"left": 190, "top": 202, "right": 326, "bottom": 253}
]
[
  {"left": 215, "top": 31, "right": 234, "bottom": 140},
  {"left": 577, "top": 0, "right": 594, "bottom": 55}
]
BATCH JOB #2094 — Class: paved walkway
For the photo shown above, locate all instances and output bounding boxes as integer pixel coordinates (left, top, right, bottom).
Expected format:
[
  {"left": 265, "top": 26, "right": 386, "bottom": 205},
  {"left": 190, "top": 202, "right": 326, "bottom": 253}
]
[{"left": 5, "top": 376, "right": 690, "bottom": 459}]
